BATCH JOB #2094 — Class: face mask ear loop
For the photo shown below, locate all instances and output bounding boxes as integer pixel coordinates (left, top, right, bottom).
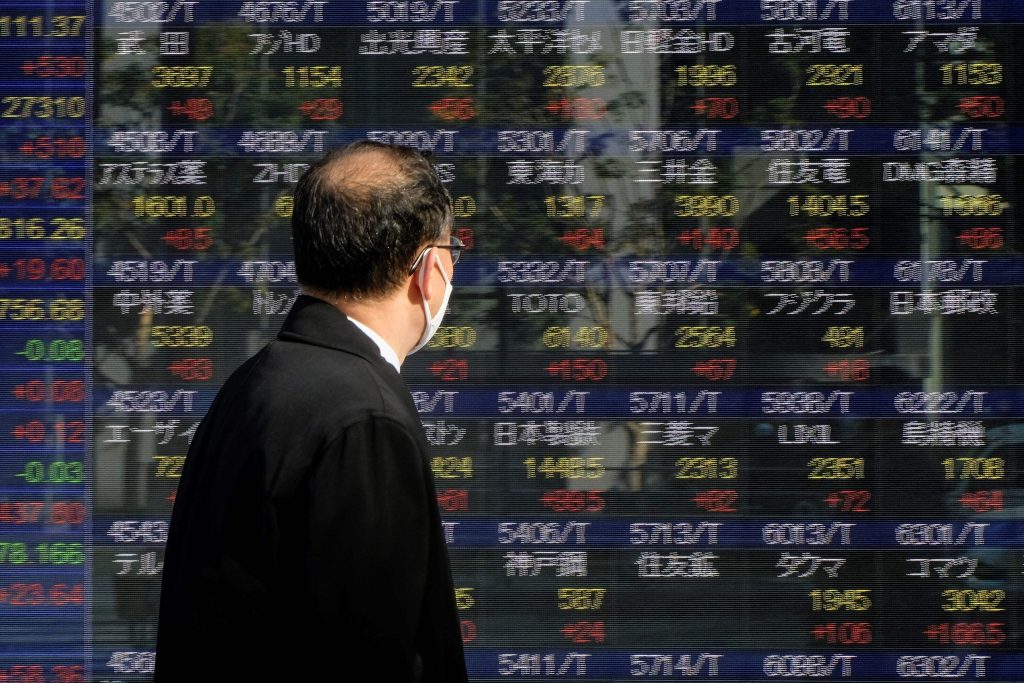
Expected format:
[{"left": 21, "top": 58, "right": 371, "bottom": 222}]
[
  {"left": 418, "top": 248, "right": 433, "bottom": 335},
  {"left": 419, "top": 245, "right": 431, "bottom": 293}
]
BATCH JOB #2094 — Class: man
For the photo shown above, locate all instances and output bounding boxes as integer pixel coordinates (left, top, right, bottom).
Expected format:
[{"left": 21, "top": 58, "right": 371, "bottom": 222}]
[{"left": 154, "top": 141, "right": 469, "bottom": 682}]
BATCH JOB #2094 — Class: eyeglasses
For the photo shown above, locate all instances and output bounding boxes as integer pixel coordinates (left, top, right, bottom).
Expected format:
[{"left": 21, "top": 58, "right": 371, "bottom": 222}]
[{"left": 408, "top": 235, "right": 465, "bottom": 274}]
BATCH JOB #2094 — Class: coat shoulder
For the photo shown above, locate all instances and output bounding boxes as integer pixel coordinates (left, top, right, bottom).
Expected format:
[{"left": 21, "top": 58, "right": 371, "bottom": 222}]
[{"left": 227, "top": 338, "right": 414, "bottom": 432}]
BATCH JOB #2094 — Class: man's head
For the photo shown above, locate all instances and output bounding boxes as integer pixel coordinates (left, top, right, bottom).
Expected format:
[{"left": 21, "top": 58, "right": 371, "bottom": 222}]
[
  {"left": 291, "top": 141, "right": 459, "bottom": 363},
  {"left": 292, "top": 140, "right": 453, "bottom": 299}
]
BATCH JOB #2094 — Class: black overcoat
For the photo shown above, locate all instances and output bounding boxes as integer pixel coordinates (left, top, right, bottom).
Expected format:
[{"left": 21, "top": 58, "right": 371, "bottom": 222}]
[{"left": 154, "top": 294, "right": 468, "bottom": 682}]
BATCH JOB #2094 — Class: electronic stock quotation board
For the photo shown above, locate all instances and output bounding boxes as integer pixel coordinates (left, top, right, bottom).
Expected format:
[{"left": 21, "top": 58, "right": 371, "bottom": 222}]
[{"left": 1, "top": 0, "right": 1024, "bottom": 680}]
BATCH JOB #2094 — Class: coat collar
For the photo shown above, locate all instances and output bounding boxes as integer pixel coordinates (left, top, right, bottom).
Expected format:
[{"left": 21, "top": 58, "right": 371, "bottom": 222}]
[{"left": 277, "top": 294, "right": 398, "bottom": 374}]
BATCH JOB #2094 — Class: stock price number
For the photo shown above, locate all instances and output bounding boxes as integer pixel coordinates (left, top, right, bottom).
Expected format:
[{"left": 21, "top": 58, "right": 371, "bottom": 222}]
[
  {"left": 0, "top": 542, "right": 83, "bottom": 565},
  {"left": 10, "top": 420, "right": 84, "bottom": 444},
  {"left": 18, "top": 136, "right": 85, "bottom": 159},
  {"left": 545, "top": 359, "right": 607, "bottom": 381},
  {"left": 808, "top": 457, "right": 864, "bottom": 479},
  {"left": 10, "top": 380, "right": 84, "bottom": 403},
  {"left": 809, "top": 589, "right": 871, "bottom": 611},
  {"left": 169, "top": 98, "right": 215, "bottom": 121},
  {"left": 559, "top": 228, "right": 604, "bottom": 252},
  {"left": 0, "top": 258, "right": 85, "bottom": 281},
  {"left": 940, "top": 62, "right": 1002, "bottom": 86},
  {"left": 674, "top": 194, "right": 738, "bottom": 218},
  {"left": 282, "top": 66, "right": 341, "bottom": 88},
  {"left": 431, "top": 456, "right": 472, "bottom": 480},
  {"left": 790, "top": 194, "right": 868, "bottom": 218},
  {"left": 0, "top": 298, "right": 83, "bottom": 321},
  {"left": 689, "top": 97, "right": 739, "bottom": 119},
  {"left": 428, "top": 97, "right": 474, "bottom": 122},
  {"left": 19, "top": 56, "right": 86, "bottom": 78},
  {"left": 957, "top": 96, "right": 1004, "bottom": 119},
  {"left": 540, "top": 489, "right": 605, "bottom": 513},
  {"left": 545, "top": 98, "right": 607, "bottom": 121},
  {"left": 675, "top": 457, "right": 737, "bottom": 480},
  {"left": 413, "top": 65, "right": 472, "bottom": 88},
  {"left": 676, "top": 64, "right": 736, "bottom": 87},
  {"left": 0, "top": 176, "right": 84, "bottom": 200},
  {"left": 675, "top": 326, "right": 735, "bottom": 349},
  {"left": 0, "top": 582, "right": 84, "bottom": 606},
  {"left": 821, "top": 326, "right": 864, "bottom": 349},
  {"left": 812, "top": 622, "right": 872, "bottom": 645},
  {"left": 132, "top": 195, "right": 215, "bottom": 219},
  {"left": 524, "top": 457, "right": 604, "bottom": 480},
  {"left": 0, "top": 665, "right": 83, "bottom": 683},
  {"left": 167, "top": 357, "right": 213, "bottom": 381},
  {"left": 941, "top": 194, "right": 1005, "bottom": 217},
  {"left": 1, "top": 96, "right": 85, "bottom": 119},
  {"left": 957, "top": 227, "right": 1003, "bottom": 250},
  {"left": 806, "top": 64, "right": 864, "bottom": 86},
  {"left": 942, "top": 589, "right": 1004, "bottom": 612},
  {"left": 14, "top": 460, "right": 83, "bottom": 484},
  {"left": 676, "top": 227, "right": 738, "bottom": 251},
  {"left": 0, "top": 217, "right": 84, "bottom": 241},
  {"left": 162, "top": 227, "right": 213, "bottom": 251},
  {"left": 823, "top": 490, "right": 871, "bottom": 513},
  {"left": 823, "top": 96, "right": 871, "bottom": 119},
  {"left": 542, "top": 65, "right": 603, "bottom": 88},
  {"left": 153, "top": 456, "right": 186, "bottom": 479},
  {"left": 924, "top": 622, "right": 1006, "bottom": 646},
  {"left": 943, "top": 457, "right": 1003, "bottom": 480},
  {"left": 692, "top": 358, "right": 736, "bottom": 381},
  {"left": 925, "top": 626, "right": 1003, "bottom": 647},
  {"left": 545, "top": 195, "right": 605, "bottom": 219},
  {"left": 543, "top": 326, "right": 608, "bottom": 349},
  {"left": 803, "top": 226, "right": 869, "bottom": 250},
  {"left": 0, "top": 14, "right": 85, "bottom": 37},
  {"left": 959, "top": 490, "right": 1003, "bottom": 513},
  {"left": 15, "top": 338, "right": 84, "bottom": 362},
  {"left": 151, "top": 325, "right": 213, "bottom": 348},
  {"left": 824, "top": 359, "right": 870, "bottom": 381},
  {"left": 429, "top": 359, "right": 468, "bottom": 381},
  {"left": 428, "top": 326, "right": 476, "bottom": 349},
  {"left": 454, "top": 587, "right": 474, "bottom": 610},
  {"left": 0, "top": 501, "right": 83, "bottom": 525},
  {"left": 152, "top": 66, "right": 213, "bottom": 88}
]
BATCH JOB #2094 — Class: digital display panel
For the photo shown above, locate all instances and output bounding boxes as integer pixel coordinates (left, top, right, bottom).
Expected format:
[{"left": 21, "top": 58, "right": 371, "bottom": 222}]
[{"left": 1, "top": 0, "right": 1023, "bottom": 680}]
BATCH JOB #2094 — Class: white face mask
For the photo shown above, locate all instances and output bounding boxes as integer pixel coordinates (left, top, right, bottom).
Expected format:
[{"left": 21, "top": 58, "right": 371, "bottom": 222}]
[{"left": 409, "top": 248, "right": 452, "bottom": 355}]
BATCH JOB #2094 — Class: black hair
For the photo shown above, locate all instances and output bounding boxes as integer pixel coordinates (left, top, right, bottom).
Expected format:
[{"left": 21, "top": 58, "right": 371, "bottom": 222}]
[{"left": 291, "top": 140, "right": 452, "bottom": 298}]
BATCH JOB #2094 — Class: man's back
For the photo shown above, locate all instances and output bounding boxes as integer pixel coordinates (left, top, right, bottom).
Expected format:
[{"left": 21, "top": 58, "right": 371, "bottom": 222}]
[{"left": 154, "top": 295, "right": 467, "bottom": 681}]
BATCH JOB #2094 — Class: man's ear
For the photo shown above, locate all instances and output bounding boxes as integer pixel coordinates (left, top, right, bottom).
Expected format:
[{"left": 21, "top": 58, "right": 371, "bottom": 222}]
[{"left": 414, "top": 247, "right": 438, "bottom": 301}]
